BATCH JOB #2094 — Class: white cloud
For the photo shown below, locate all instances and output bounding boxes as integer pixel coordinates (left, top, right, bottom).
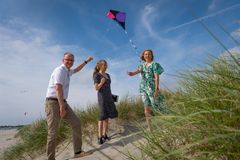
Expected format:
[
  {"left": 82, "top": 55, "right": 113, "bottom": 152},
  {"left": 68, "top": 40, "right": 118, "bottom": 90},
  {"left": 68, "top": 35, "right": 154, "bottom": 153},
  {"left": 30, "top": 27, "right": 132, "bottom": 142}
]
[
  {"left": 231, "top": 28, "right": 240, "bottom": 38},
  {"left": 165, "top": 3, "right": 240, "bottom": 33},
  {"left": 136, "top": 4, "right": 196, "bottom": 89},
  {"left": 208, "top": 0, "right": 218, "bottom": 12},
  {"left": 219, "top": 46, "right": 240, "bottom": 58},
  {"left": 0, "top": 18, "right": 145, "bottom": 125},
  {"left": 141, "top": 4, "right": 157, "bottom": 37},
  {"left": 0, "top": 20, "right": 97, "bottom": 125}
]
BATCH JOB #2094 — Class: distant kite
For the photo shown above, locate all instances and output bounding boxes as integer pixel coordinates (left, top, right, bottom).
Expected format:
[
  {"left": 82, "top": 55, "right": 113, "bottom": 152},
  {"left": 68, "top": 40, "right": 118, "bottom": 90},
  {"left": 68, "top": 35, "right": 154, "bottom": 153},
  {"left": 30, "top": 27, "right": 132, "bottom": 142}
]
[
  {"left": 106, "top": 9, "right": 126, "bottom": 30},
  {"left": 20, "top": 90, "right": 28, "bottom": 93}
]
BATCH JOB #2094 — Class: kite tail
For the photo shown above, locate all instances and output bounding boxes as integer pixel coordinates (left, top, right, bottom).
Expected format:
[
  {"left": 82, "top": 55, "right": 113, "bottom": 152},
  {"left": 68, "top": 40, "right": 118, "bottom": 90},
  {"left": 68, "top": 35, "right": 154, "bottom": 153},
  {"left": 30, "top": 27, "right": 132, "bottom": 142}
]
[{"left": 124, "top": 30, "right": 139, "bottom": 56}]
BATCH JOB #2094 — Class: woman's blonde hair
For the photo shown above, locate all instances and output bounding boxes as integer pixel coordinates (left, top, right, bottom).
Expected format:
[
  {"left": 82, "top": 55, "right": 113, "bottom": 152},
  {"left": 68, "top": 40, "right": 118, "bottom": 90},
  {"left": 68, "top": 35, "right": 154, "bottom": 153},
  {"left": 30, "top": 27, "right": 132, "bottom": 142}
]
[
  {"left": 140, "top": 49, "right": 154, "bottom": 61},
  {"left": 93, "top": 60, "right": 107, "bottom": 77}
]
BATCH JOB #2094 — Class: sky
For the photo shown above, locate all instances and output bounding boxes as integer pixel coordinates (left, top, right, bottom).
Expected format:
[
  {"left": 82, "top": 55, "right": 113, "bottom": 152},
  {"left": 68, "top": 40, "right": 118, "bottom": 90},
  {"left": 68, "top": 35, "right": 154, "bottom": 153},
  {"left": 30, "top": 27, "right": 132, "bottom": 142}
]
[{"left": 0, "top": 0, "right": 240, "bottom": 125}]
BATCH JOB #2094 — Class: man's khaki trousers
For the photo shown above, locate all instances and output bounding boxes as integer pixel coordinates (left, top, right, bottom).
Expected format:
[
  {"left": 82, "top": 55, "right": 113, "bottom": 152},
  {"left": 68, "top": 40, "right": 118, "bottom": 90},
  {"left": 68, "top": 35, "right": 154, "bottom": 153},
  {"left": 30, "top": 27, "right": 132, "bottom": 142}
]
[{"left": 45, "top": 99, "right": 82, "bottom": 160}]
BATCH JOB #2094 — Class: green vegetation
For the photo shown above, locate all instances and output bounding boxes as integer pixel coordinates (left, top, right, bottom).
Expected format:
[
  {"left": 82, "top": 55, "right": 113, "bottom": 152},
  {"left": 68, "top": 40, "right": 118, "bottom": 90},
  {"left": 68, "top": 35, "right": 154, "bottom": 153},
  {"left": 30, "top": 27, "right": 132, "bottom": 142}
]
[
  {"left": 128, "top": 56, "right": 240, "bottom": 160},
  {"left": 2, "top": 56, "right": 240, "bottom": 160},
  {"left": 1, "top": 96, "right": 145, "bottom": 160}
]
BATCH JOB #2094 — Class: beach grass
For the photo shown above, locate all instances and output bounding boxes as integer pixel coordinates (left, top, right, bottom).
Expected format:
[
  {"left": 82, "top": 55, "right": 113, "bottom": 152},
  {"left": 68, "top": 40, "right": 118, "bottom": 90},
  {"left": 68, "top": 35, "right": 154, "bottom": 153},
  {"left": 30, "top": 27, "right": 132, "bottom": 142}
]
[
  {"left": 0, "top": 96, "right": 145, "bottom": 160},
  {"left": 126, "top": 55, "right": 240, "bottom": 160},
  {"left": 1, "top": 55, "right": 240, "bottom": 160}
]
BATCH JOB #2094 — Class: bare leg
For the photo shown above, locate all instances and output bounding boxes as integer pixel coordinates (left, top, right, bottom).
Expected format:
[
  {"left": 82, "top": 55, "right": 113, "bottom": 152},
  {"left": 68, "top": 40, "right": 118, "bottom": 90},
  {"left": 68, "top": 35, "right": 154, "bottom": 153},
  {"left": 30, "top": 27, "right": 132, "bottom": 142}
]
[
  {"left": 102, "top": 119, "right": 109, "bottom": 136},
  {"left": 98, "top": 121, "right": 103, "bottom": 138},
  {"left": 97, "top": 121, "right": 105, "bottom": 144},
  {"left": 144, "top": 106, "right": 152, "bottom": 131}
]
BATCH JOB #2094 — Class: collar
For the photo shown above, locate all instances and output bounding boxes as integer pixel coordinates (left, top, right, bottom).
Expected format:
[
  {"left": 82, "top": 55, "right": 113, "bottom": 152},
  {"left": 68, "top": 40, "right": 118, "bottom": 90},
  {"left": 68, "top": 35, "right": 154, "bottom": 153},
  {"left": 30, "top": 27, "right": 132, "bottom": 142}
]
[
  {"left": 145, "top": 61, "right": 153, "bottom": 66},
  {"left": 61, "top": 64, "right": 70, "bottom": 71}
]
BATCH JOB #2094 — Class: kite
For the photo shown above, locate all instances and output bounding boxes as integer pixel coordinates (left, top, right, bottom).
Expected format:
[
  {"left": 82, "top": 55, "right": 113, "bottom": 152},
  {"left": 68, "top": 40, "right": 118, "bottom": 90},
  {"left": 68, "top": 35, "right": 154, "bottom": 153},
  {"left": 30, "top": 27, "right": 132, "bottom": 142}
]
[
  {"left": 106, "top": 9, "right": 138, "bottom": 55},
  {"left": 107, "top": 9, "right": 126, "bottom": 30}
]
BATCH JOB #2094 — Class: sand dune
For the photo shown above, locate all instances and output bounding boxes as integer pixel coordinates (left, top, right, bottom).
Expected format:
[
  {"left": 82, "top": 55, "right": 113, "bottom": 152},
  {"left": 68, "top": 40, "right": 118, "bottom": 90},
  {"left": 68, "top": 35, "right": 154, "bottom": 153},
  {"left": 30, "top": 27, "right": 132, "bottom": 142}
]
[
  {"left": 0, "top": 121, "right": 146, "bottom": 160},
  {"left": 35, "top": 123, "right": 144, "bottom": 160}
]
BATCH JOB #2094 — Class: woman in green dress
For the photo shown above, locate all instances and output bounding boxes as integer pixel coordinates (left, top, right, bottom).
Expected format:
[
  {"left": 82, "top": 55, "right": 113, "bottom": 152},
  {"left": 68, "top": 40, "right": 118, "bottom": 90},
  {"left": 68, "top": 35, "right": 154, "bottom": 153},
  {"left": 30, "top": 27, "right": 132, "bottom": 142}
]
[{"left": 127, "top": 49, "right": 167, "bottom": 130}]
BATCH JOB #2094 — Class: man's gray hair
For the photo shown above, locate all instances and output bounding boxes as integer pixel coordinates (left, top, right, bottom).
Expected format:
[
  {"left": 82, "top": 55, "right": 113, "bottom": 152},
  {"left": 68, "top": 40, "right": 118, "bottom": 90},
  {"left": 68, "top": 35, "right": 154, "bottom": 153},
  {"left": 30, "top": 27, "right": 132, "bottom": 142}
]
[{"left": 63, "top": 52, "right": 74, "bottom": 58}]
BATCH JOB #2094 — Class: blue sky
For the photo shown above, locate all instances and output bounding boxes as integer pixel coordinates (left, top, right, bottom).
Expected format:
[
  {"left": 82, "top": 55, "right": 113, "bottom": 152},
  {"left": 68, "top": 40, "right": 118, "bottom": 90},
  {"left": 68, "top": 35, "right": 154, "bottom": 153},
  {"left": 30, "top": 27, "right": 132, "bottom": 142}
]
[{"left": 0, "top": 0, "right": 240, "bottom": 125}]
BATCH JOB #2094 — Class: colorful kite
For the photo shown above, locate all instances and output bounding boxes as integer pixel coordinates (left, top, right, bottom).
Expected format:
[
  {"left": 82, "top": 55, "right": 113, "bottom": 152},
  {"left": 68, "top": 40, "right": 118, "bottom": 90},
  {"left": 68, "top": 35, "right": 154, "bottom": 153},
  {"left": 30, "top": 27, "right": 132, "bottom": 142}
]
[
  {"left": 106, "top": 9, "right": 139, "bottom": 55},
  {"left": 106, "top": 9, "right": 126, "bottom": 30}
]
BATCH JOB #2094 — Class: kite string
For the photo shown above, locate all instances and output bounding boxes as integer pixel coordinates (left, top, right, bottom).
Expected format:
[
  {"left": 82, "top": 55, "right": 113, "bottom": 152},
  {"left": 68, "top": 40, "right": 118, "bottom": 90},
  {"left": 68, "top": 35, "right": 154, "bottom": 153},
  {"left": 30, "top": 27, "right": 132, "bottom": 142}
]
[
  {"left": 102, "top": 20, "right": 113, "bottom": 38},
  {"left": 124, "top": 30, "right": 139, "bottom": 56},
  {"left": 123, "top": 26, "right": 175, "bottom": 91},
  {"left": 125, "top": 31, "right": 174, "bottom": 90}
]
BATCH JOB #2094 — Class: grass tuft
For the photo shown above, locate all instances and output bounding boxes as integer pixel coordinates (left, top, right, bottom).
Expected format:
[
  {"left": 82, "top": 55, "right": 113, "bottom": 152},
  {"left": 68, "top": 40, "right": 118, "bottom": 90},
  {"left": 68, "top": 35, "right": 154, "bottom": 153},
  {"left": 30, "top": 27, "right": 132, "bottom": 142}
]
[
  {"left": 1, "top": 96, "right": 145, "bottom": 160},
  {"left": 128, "top": 56, "right": 240, "bottom": 160}
]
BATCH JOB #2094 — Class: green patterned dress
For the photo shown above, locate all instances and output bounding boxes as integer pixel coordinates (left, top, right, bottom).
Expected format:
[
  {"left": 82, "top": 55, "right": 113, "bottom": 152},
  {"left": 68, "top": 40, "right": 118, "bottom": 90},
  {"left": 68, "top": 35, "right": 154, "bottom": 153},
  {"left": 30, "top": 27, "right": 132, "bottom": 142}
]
[{"left": 138, "top": 61, "right": 168, "bottom": 113}]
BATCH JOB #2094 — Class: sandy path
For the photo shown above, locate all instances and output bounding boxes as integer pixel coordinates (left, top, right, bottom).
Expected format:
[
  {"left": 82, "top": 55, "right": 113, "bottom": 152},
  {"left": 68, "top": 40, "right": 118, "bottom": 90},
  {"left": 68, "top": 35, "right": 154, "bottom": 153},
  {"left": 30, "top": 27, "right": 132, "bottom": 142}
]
[{"left": 35, "top": 123, "right": 144, "bottom": 160}]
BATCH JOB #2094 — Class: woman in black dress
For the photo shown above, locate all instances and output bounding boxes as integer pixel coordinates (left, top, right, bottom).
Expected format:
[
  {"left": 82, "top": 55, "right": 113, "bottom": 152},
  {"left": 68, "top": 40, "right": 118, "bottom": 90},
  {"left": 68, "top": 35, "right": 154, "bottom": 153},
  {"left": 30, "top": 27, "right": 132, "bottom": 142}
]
[{"left": 93, "top": 60, "right": 118, "bottom": 144}]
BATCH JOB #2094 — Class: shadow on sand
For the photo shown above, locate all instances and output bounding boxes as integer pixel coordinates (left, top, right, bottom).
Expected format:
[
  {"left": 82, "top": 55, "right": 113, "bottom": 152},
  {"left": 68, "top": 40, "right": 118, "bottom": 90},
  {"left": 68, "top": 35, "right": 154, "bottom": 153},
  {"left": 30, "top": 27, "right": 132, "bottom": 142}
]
[{"left": 84, "top": 123, "right": 143, "bottom": 159}]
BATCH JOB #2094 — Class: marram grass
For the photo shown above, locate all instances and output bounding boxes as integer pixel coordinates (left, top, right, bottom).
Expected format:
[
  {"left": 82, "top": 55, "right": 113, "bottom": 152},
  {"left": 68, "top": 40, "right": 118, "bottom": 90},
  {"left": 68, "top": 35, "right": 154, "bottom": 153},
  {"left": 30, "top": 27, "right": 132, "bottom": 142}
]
[
  {"left": 2, "top": 56, "right": 240, "bottom": 160},
  {"left": 0, "top": 96, "right": 144, "bottom": 160},
  {"left": 127, "top": 56, "right": 240, "bottom": 160}
]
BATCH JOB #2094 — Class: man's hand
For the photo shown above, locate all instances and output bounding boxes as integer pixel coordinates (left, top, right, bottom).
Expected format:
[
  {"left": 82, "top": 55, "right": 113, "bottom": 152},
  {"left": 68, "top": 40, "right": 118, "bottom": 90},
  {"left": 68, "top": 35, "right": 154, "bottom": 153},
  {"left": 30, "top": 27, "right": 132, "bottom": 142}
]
[{"left": 86, "top": 56, "right": 93, "bottom": 63}]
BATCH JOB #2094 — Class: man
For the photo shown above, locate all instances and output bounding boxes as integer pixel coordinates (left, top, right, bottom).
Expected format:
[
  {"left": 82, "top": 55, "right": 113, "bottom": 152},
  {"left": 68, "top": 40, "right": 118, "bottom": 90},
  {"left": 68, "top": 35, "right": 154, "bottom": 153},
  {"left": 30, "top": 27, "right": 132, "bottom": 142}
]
[{"left": 45, "top": 52, "right": 93, "bottom": 160}]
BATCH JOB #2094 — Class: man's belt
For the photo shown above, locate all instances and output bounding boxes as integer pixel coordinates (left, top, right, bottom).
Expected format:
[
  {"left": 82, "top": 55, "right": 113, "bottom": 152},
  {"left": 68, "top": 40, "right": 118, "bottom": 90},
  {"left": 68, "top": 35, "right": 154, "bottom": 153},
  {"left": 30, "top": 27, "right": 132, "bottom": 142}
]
[{"left": 46, "top": 97, "right": 66, "bottom": 102}]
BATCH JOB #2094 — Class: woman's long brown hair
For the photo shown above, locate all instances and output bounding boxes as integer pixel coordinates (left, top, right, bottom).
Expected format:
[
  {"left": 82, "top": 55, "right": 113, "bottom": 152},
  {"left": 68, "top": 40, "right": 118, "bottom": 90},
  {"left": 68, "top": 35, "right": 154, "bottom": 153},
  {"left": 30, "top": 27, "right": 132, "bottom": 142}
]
[{"left": 93, "top": 60, "right": 107, "bottom": 77}]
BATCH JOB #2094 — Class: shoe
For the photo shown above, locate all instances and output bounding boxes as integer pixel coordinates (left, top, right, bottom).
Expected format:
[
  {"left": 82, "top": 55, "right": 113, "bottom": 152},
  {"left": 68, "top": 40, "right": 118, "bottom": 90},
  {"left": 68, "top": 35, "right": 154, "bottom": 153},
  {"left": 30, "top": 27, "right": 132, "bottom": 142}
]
[
  {"left": 74, "top": 151, "right": 91, "bottom": 158},
  {"left": 98, "top": 136, "right": 105, "bottom": 144},
  {"left": 103, "top": 134, "right": 111, "bottom": 141}
]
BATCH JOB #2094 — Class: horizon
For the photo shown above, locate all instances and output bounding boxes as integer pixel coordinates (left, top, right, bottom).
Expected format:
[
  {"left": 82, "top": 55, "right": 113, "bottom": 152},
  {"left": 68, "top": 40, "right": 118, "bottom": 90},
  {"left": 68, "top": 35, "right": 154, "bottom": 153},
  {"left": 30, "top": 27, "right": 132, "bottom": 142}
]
[{"left": 0, "top": 0, "right": 240, "bottom": 125}]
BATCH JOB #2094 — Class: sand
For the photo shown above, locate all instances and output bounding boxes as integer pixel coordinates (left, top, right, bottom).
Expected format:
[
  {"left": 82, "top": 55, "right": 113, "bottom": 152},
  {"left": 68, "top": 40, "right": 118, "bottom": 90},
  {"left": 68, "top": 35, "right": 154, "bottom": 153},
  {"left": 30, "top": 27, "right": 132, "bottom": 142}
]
[
  {"left": 0, "top": 121, "right": 146, "bottom": 160},
  {"left": 0, "top": 128, "right": 18, "bottom": 154},
  {"left": 34, "top": 121, "right": 145, "bottom": 160}
]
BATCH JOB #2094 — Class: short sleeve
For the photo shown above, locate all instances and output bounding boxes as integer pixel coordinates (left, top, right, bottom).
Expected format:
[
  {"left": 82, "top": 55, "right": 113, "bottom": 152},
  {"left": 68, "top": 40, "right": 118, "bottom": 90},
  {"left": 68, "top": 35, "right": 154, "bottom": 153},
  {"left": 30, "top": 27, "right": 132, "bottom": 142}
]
[
  {"left": 153, "top": 62, "right": 164, "bottom": 75},
  {"left": 106, "top": 73, "right": 111, "bottom": 81},
  {"left": 138, "top": 62, "right": 144, "bottom": 71},
  {"left": 54, "top": 68, "right": 65, "bottom": 85},
  {"left": 93, "top": 73, "right": 101, "bottom": 84}
]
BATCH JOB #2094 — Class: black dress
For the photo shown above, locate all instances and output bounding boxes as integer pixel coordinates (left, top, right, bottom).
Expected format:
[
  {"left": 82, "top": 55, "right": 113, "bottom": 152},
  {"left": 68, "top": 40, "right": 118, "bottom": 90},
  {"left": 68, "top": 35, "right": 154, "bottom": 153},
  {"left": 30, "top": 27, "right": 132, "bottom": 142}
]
[{"left": 93, "top": 72, "right": 118, "bottom": 120}]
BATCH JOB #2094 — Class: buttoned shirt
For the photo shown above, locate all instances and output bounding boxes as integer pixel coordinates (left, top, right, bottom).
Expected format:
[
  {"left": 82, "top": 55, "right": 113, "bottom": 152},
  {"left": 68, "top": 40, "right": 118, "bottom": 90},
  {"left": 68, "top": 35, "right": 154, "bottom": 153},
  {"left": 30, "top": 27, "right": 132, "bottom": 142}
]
[{"left": 46, "top": 64, "right": 75, "bottom": 99}]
